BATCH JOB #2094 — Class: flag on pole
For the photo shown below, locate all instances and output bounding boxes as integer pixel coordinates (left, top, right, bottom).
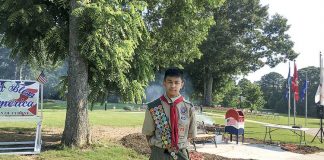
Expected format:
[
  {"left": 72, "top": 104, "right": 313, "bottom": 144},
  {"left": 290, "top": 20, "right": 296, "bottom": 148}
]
[
  {"left": 36, "top": 71, "right": 47, "bottom": 84},
  {"left": 285, "top": 62, "right": 291, "bottom": 100},
  {"left": 315, "top": 54, "right": 324, "bottom": 105},
  {"left": 300, "top": 79, "right": 307, "bottom": 101},
  {"left": 291, "top": 61, "right": 299, "bottom": 101}
]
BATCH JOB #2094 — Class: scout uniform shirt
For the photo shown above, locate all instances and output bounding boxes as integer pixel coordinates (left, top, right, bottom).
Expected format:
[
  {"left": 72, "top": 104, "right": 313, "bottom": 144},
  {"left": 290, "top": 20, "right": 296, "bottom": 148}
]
[{"left": 142, "top": 94, "right": 197, "bottom": 149}]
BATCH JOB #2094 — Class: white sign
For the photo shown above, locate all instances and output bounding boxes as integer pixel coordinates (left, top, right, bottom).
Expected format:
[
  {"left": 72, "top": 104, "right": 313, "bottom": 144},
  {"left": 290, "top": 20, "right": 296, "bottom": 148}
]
[{"left": 0, "top": 80, "right": 39, "bottom": 116}]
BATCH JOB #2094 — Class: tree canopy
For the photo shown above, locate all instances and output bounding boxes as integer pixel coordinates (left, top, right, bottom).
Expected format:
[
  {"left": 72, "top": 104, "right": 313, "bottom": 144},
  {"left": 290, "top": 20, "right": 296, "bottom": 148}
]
[
  {"left": 185, "top": 0, "right": 298, "bottom": 106},
  {"left": 0, "top": 0, "right": 223, "bottom": 147}
]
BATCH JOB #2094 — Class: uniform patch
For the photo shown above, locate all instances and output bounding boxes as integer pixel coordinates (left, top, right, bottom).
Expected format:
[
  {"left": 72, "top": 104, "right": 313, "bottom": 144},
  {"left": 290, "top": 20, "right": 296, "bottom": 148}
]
[
  {"left": 180, "top": 106, "right": 187, "bottom": 115},
  {"left": 179, "top": 126, "right": 185, "bottom": 136}
]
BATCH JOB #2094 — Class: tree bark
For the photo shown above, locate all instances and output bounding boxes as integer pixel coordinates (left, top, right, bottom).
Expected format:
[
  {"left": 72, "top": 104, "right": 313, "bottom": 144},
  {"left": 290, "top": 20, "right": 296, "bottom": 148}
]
[
  {"left": 61, "top": 0, "right": 91, "bottom": 147},
  {"left": 203, "top": 73, "right": 213, "bottom": 106}
]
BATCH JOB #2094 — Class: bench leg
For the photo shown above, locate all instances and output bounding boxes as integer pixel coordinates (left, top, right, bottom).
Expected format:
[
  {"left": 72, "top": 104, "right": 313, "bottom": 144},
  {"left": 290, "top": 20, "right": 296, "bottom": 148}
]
[{"left": 213, "top": 138, "right": 217, "bottom": 148}]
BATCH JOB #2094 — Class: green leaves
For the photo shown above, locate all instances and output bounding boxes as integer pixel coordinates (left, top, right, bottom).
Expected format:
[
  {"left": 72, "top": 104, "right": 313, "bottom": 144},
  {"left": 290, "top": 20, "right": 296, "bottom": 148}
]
[
  {"left": 0, "top": 0, "right": 69, "bottom": 65},
  {"left": 238, "top": 78, "right": 265, "bottom": 111},
  {"left": 72, "top": 1, "right": 149, "bottom": 103},
  {"left": 0, "top": 0, "right": 223, "bottom": 104},
  {"left": 143, "top": 0, "right": 222, "bottom": 68},
  {"left": 185, "top": 0, "right": 297, "bottom": 104}
]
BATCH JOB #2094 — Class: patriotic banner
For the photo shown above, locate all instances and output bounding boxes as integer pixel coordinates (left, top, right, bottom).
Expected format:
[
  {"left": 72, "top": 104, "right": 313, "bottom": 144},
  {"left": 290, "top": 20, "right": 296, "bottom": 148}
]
[{"left": 0, "top": 80, "right": 39, "bottom": 116}]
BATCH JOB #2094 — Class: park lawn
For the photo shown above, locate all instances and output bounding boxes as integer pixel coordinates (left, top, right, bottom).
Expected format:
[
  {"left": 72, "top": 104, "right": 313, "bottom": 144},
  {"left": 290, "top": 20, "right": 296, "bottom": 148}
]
[
  {"left": 38, "top": 143, "right": 147, "bottom": 160},
  {"left": 0, "top": 143, "right": 147, "bottom": 160},
  {"left": 204, "top": 108, "right": 321, "bottom": 128},
  {"left": 0, "top": 110, "right": 145, "bottom": 129},
  {"left": 209, "top": 116, "right": 324, "bottom": 149},
  {"left": 0, "top": 102, "right": 147, "bottom": 160},
  {"left": 43, "top": 100, "right": 142, "bottom": 110}
]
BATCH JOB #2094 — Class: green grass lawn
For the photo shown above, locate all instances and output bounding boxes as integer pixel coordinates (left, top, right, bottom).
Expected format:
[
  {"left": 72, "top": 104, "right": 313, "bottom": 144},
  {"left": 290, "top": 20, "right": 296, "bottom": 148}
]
[
  {"left": 0, "top": 143, "right": 147, "bottom": 160},
  {"left": 204, "top": 109, "right": 324, "bottom": 149},
  {"left": 0, "top": 101, "right": 147, "bottom": 160}
]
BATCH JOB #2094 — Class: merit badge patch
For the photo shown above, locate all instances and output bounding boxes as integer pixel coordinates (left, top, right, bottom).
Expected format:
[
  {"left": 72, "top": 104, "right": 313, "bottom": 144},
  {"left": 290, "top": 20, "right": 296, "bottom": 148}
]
[
  {"left": 179, "top": 126, "right": 185, "bottom": 137},
  {"left": 180, "top": 106, "right": 187, "bottom": 115}
]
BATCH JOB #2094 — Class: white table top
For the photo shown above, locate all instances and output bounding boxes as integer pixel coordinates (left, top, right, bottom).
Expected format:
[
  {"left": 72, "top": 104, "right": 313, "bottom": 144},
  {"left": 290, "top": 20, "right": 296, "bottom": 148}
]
[{"left": 264, "top": 124, "right": 309, "bottom": 131}]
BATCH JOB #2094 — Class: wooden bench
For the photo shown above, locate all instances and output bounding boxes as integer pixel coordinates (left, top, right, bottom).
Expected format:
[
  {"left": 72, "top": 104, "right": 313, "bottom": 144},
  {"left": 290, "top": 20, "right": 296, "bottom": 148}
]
[{"left": 192, "top": 121, "right": 217, "bottom": 151}]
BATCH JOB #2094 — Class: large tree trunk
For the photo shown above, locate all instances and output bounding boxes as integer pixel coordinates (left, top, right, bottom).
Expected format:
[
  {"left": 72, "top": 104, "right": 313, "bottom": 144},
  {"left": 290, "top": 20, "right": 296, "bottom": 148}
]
[
  {"left": 61, "top": 0, "right": 91, "bottom": 147},
  {"left": 203, "top": 73, "right": 213, "bottom": 106}
]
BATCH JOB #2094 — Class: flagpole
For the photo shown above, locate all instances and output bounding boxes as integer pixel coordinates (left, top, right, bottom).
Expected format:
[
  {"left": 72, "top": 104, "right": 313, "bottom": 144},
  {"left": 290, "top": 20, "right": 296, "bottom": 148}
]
[
  {"left": 288, "top": 62, "right": 291, "bottom": 126},
  {"left": 41, "top": 83, "right": 44, "bottom": 118},
  {"left": 294, "top": 91, "right": 296, "bottom": 126},
  {"left": 305, "top": 73, "right": 308, "bottom": 126},
  {"left": 288, "top": 81, "right": 291, "bottom": 126},
  {"left": 293, "top": 60, "right": 297, "bottom": 126}
]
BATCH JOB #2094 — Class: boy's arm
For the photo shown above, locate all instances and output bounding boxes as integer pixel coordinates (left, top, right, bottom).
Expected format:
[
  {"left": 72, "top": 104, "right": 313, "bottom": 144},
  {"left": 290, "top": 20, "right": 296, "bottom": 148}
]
[
  {"left": 188, "top": 105, "right": 197, "bottom": 139},
  {"left": 142, "top": 108, "right": 155, "bottom": 144}
]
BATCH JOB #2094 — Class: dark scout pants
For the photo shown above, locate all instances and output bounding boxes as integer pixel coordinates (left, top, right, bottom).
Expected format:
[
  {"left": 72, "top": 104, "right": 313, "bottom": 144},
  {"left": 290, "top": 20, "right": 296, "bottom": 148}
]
[{"left": 149, "top": 146, "right": 190, "bottom": 160}]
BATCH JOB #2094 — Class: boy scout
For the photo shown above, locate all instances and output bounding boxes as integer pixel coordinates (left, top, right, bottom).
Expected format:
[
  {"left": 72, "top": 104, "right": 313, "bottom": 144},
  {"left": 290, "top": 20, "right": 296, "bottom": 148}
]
[{"left": 142, "top": 68, "right": 197, "bottom": 160}]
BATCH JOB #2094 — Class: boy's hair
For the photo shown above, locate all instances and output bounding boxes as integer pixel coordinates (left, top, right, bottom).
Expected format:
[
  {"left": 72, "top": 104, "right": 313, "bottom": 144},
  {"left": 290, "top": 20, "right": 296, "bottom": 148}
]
[{"left": 164, "top": 68, "right": 184, "bottom": 81}]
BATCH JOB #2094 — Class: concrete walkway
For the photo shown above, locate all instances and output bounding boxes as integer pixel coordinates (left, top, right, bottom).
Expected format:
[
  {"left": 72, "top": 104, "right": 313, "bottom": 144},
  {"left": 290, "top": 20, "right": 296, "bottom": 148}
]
[
  {"left": 200, "top": 112, "right": 324, "bottom": 159},
  {"left": 190, "top": 142, "right": 324, "bottom": 160}
]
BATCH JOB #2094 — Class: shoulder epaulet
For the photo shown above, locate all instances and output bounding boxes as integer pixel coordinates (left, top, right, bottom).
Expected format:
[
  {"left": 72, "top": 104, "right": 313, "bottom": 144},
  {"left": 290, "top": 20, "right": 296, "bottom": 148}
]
[
  {"left": 147, "top": 98, "right": 162, "bottom": 110},
  {"left": 183, "top": 99, "right": 194, "bottom": 107}
]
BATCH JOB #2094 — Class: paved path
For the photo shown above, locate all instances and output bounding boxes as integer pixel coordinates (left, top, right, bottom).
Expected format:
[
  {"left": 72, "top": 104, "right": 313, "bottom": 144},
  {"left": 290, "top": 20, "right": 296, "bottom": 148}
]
[{"left": 190, "top": 142, "right": 324, "bottom": 160}]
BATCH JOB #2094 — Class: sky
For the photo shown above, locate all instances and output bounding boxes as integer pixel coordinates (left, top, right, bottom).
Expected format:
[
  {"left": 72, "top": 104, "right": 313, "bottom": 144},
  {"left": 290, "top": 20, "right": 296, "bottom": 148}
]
[{"left": 244, "top": 0, "right": 324, "bottom": 82}]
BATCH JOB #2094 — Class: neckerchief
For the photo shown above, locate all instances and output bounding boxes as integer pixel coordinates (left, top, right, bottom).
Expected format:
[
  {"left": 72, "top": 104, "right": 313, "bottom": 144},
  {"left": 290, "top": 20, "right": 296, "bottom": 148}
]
[{"left": 160, "top": 95, "right": 183, "bottom": 151}]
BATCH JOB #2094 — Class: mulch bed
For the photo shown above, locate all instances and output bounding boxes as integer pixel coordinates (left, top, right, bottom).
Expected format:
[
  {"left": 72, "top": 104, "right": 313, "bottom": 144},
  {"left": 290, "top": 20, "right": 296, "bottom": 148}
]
[
  {"left": 221, "top": 135, "right": 324, "bottom": 154},
  {"left": 280, "top": 143, "right": 324, "bottom": 154}
]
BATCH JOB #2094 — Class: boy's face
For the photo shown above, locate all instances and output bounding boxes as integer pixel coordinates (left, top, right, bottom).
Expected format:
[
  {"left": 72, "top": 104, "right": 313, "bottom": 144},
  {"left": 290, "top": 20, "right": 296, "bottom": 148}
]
[{"left": 163, "top": 76, "right": 184, "bottom": 98}]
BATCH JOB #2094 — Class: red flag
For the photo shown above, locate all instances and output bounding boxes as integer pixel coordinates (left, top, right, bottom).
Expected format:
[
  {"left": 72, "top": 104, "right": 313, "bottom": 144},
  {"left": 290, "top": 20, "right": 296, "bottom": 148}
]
[{"left": 292, "top": 62, "right": 299, "bottom": 101}]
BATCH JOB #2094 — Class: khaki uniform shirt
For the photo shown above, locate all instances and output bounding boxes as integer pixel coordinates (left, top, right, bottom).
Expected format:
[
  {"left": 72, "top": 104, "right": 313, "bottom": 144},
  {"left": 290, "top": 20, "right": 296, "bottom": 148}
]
[{"left": 142, "top": 94, "right": 197, "bottom": 149}]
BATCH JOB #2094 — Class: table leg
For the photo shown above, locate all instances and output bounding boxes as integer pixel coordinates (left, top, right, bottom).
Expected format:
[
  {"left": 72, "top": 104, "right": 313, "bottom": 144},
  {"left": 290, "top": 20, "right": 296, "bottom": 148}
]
[
  {"left": 269, "top": 128, "right": 272, "bottom": 143},
  {"left": 304, "top": 131, "right": 306, "bottom": 145},
  {"left": 264, "top": 127, "right": 268, "bottom": 143},
  {"left": 300, "top": 131, "right": 302, "bottom": 145}
]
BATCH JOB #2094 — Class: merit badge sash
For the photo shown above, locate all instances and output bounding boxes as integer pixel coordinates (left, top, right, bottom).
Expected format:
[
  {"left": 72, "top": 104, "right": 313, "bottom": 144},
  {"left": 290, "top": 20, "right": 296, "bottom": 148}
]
[{"left": 149, "top": 103, "right": 172, "bottom": 149}]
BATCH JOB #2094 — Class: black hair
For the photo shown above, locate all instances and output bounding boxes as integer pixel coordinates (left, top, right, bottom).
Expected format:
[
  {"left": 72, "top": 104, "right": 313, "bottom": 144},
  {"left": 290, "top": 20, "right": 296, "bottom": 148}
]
[{"left": 164, "top": 68, "right": 184, "bottom": 81}]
